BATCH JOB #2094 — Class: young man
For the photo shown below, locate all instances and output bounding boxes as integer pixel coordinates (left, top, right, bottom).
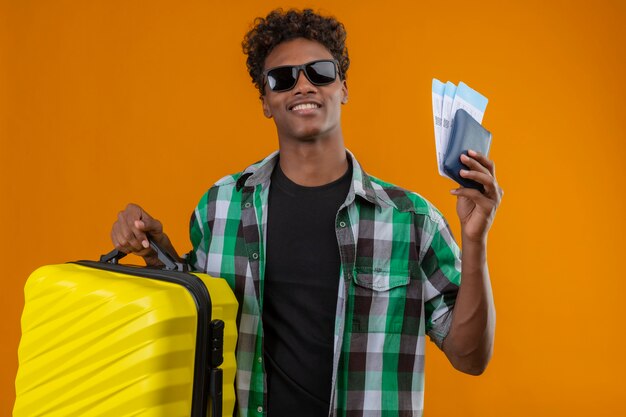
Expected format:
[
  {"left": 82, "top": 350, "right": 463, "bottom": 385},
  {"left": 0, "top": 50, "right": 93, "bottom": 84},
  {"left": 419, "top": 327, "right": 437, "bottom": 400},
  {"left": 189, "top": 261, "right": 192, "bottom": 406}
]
[{"left": 111, "top": 9, "right": 503, "bottom": 417}]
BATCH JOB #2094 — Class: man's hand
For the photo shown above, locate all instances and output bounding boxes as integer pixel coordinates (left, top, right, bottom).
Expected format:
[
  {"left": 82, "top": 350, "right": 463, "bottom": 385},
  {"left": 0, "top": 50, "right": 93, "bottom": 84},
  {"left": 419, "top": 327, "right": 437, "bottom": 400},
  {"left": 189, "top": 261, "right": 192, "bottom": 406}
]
[
  {"left": 111, "top": 203, "right": 177, "bottom": 266},
  {"left": 450, "top": 149, "right": 503, "bottom": 243}
]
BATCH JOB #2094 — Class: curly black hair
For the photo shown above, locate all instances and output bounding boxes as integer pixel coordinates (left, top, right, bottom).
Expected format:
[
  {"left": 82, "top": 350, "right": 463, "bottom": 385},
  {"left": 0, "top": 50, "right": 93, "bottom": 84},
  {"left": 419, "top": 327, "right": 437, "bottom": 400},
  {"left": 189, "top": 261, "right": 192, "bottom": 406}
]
[{"left": 242, "top": 8, "right": 350, "bottom": 96}]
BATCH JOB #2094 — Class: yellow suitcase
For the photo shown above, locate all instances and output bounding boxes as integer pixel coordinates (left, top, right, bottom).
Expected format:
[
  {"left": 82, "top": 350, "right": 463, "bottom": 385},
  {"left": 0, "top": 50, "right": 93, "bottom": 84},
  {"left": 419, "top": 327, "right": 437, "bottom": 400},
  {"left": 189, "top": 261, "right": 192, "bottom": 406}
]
[{"left": 14, "top": 243, "right": 238, "bottom": 417}]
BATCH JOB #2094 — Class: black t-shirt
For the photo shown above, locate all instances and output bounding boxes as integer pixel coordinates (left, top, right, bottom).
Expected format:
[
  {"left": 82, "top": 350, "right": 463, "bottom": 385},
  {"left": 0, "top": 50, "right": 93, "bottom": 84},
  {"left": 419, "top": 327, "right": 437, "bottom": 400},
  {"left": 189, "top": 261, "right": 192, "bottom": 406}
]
[{"left": 263, "top": 160, "right": 352, "bottom": 416}]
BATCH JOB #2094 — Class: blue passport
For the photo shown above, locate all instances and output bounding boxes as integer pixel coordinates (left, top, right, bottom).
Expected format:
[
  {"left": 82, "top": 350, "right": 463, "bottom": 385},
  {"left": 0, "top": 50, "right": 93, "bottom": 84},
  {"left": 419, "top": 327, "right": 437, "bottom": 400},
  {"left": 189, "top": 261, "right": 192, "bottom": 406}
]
[{"left": 443, "top": 108, "right": 492, "bottom": 192}]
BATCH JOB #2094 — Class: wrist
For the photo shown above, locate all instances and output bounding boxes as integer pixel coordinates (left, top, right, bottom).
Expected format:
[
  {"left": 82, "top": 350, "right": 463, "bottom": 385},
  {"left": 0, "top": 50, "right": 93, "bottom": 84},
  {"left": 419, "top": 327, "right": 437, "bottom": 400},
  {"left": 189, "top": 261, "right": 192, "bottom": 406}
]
[
  {"left": 460, "top": 236, "right": 488, "bottom": 268},
  {"left": 461, "top": 231, "right": 488, "bottom": 247}
]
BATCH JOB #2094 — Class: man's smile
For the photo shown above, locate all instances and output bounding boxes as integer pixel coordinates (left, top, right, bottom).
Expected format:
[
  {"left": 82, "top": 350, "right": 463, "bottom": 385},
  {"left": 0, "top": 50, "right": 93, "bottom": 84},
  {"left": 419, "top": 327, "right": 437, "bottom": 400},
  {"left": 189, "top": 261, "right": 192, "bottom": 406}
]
[
  {"left": 291, "top": 103, "right": 321, "bottom": 111},
  {"left": 288, "top": 99, "right": 323, "bottom": 113}
]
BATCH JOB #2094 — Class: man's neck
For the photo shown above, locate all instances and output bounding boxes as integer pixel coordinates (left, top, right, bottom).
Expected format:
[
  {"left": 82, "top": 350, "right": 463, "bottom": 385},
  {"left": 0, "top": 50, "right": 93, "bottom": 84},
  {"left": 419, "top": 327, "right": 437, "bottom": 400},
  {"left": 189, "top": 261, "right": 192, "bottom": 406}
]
[{"left": 277, "top": 136, "right": 348, "bottom": 187}]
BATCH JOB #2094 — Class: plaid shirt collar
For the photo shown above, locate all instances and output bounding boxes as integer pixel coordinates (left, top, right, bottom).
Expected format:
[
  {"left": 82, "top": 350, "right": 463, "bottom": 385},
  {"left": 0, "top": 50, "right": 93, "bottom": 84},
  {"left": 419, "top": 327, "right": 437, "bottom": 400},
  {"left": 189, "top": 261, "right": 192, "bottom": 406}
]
[{"left": 235, "top": 149, "right": 396, "bottom": 209}]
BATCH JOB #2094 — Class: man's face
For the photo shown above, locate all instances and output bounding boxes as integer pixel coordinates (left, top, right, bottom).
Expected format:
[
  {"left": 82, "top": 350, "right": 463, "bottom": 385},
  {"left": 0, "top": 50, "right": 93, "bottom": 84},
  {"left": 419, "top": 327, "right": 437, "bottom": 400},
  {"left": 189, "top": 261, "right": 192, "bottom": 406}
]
[{"left": 261, "top": 38, "right": 348, "bottom": 143}]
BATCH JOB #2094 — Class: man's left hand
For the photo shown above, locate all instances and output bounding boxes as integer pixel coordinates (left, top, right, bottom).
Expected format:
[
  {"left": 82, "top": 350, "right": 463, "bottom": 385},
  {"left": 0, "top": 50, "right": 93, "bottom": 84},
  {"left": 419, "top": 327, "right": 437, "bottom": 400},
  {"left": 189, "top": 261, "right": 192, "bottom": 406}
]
[{"left": 450, "top": 149, "right": 504, "bottom": 244}]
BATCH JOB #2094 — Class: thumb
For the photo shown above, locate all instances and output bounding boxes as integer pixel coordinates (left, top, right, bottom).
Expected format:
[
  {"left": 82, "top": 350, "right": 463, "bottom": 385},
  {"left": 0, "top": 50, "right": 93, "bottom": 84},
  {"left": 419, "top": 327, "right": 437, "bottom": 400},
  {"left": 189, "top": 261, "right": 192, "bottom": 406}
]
[
  {"left": 135, "top": 218, "right": 163, "bottom": 235},
  {"left": 451, "top": 187, "right": 490, "bottom": 205},
  {"left": 134, "top": 217, "right": 163, "bottom": 234},
  {"left": 134, "top": 212, "right": 164, "bottom": 249}
]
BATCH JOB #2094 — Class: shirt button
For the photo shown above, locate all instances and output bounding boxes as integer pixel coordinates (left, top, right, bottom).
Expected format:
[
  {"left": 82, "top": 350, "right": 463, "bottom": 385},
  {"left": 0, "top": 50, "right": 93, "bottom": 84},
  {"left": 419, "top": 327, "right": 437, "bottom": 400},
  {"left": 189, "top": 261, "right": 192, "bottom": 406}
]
[
  {"left": 244, "top": 202, "right": 252, "bottom": 208},
  {"left": 257, "top": 406, "right": 263, "bottom": 413},
  {"left": 339, "top": 221, "right": 347, "bottom": 228},
  {"left": 251, "top": 252, "right": 259, "bottom": 260},
  {"left": 258, "top": 356, "right": 263, "bottom": 363}
]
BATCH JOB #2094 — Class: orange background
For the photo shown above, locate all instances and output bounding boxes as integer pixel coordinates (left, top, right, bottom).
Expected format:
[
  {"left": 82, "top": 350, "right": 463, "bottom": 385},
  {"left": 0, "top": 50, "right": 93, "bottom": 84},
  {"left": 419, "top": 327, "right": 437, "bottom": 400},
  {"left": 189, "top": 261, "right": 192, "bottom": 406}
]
[{"left": 2, "top": 0, "right": 625, "bottom": 415}]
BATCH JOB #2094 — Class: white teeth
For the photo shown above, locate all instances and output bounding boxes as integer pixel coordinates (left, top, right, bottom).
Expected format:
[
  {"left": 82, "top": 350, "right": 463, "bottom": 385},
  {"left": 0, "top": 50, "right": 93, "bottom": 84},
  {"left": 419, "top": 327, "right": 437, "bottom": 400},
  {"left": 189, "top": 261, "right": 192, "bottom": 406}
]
[{"left": 291, "top": 103, "right": 320, "bottom": 111}]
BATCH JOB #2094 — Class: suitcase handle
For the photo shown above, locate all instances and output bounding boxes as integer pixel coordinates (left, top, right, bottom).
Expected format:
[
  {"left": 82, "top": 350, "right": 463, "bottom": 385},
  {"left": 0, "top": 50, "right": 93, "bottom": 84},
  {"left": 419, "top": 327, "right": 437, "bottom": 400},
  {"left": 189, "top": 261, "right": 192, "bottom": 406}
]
[{"left": 99, "top": 238, "right": 187, "bottom": 271}]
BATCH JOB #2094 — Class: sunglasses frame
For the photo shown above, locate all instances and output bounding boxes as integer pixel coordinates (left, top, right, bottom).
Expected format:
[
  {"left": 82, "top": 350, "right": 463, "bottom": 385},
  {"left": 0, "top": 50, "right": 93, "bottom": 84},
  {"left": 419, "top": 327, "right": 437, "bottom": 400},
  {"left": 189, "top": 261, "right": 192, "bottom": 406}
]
[{"left": 263, "top": 59, "right": 340, "bottom": 93}]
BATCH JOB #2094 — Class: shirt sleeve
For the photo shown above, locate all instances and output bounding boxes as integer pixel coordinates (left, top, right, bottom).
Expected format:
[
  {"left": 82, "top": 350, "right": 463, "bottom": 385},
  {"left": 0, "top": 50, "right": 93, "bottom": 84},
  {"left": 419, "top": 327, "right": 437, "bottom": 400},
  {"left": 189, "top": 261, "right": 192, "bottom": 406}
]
[
  {"left": 420, "top": 211, "right": 461, "bottom": 349},
  {"left": 187, "top": 192, "right": 210, "bottom": 272}
]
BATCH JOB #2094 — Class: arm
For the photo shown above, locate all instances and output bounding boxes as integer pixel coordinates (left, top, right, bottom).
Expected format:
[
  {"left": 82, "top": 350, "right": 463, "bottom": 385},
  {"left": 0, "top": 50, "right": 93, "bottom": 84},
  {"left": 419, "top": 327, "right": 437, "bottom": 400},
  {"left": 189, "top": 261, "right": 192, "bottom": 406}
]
[
  {"left": 442, "top": 150, "right": 503, "bottom": 375},
  {"left": 111, "top": 203, "right": 183, "bottom": 266}
]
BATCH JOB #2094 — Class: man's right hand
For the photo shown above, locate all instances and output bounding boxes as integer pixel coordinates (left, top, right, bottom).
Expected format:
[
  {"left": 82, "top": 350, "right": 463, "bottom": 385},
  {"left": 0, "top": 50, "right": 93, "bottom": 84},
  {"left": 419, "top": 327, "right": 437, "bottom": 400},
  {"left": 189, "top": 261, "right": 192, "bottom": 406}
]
[{"left": 111, "top": 203, "right": 178, "bottom": 266}]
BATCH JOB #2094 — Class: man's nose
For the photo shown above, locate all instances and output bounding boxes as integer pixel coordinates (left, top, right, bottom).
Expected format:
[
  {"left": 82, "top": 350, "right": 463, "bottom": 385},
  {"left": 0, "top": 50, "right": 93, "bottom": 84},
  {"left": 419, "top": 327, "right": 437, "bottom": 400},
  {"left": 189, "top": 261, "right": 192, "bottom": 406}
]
[{"left": 292, "top": 69, "right": 317, "bottom": 94}]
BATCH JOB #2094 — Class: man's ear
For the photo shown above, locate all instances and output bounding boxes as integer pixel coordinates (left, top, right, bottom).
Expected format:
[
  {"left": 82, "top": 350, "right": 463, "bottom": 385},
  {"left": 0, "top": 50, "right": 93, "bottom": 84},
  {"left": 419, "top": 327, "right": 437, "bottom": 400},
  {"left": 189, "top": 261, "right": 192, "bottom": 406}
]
[
  {"left": 341, "top": 80, "right": 349, "bottom": 104},
  {"left": 261, "top": 96, "right": 272, "bottom": 118}
]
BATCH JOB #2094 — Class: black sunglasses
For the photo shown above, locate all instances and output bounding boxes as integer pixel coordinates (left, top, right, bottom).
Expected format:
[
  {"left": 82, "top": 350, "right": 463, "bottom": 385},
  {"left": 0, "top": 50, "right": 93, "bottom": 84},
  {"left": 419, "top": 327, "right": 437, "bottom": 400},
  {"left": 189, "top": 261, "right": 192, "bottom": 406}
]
[{"left": 263, "top": 59, "right": 339, "bottom": 93}]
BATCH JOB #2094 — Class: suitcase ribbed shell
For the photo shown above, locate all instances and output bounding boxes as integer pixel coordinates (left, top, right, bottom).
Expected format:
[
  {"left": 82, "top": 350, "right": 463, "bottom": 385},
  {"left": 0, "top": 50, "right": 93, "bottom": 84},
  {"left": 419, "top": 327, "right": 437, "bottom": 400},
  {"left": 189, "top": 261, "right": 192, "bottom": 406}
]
[{"left": 14, "top": 263, "right": 238, "bottom": 417}]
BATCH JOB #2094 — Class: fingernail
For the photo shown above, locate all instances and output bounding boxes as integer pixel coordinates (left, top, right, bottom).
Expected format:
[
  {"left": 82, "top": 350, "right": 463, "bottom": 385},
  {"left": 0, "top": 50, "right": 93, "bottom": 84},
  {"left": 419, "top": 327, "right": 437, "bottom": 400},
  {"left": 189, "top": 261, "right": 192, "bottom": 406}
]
[
  {"left": 135, "top": 220, "right": 144, "bottom": 228},
  {"left": 468, "top": 149, "right": 477, "bottom": 156},
  {"left": 460, "top": 169, "right": 469, "bottom": 176},
  {"left": 460, "top": 154, "right": 469, "bottom": 161},
  {"left": 450, "top": 189, "right": 458, "bottom": 195},
  {"left": 142, "top": 240, "right": 149, "bottom": 248}
]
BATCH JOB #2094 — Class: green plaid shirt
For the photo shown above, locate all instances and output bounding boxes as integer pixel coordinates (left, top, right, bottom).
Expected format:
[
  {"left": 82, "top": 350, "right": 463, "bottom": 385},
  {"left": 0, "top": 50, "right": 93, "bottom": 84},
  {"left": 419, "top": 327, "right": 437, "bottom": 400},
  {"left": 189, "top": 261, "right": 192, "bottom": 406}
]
[{"left": 188, "top": 151, "right": 461, "bottom": 417}]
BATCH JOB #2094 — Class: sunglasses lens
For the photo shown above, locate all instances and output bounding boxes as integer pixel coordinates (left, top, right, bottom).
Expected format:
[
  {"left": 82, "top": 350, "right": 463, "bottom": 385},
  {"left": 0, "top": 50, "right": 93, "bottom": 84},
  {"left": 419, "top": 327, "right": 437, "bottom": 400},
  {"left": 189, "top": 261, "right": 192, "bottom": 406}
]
[
  {"left": 267, "top": 67, "right": 297, "bottom": 92},
  {"left": 305, "top": 61, "right": 337, "bottom": 85}
]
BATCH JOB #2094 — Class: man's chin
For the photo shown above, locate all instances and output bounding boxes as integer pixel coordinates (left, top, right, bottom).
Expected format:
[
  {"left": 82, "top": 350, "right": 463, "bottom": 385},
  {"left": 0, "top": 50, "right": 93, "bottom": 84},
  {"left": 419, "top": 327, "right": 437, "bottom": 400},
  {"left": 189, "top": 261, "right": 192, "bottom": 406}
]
[
  {"left": 276, "top": 120, "right": 341, "bottom": 143},
  {"left": 282, "top": 127, "right": 326, "bottom": 142}
]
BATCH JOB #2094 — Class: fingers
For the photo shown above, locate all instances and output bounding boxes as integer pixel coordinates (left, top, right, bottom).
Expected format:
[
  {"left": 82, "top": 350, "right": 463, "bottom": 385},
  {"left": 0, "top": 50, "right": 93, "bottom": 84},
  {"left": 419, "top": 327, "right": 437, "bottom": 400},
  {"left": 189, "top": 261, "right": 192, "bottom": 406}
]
[
  {"left": 136, "top": 213, "right": 163, "bottom": 236},
  {"left": 459, "top": 170, "right": 502, "bottom": 204},
  {"left": 459, "top": 169, "right": 493, "bottom": 189},
  {"left": 467, "top": 149, "right": 496, "bottom": 176},
  {"left": 459, "top": 151, "right": 503, "bottom": 203},
  {"left": 112, "top": 210, "right": 147, "bottom": 253},
  {"left": 135, "top": 211, "right": 165, "bottom": 249},
  {"left": 460, "top": 153, "right": 490, "bottom": 176},
  {"left": 111, "top": 203, "right": 161, "bottom": 256}
]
